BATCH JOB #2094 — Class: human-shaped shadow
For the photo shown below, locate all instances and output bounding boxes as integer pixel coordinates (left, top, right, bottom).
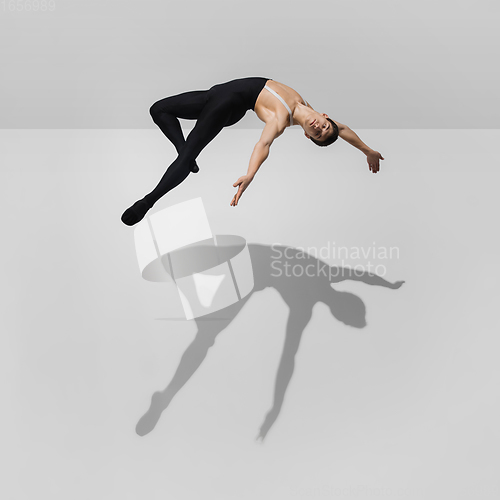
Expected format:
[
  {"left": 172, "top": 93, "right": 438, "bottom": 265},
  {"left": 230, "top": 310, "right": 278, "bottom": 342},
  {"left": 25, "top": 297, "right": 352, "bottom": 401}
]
[{"left": 136, "top": 242, "right": 405, "bottom": 440}]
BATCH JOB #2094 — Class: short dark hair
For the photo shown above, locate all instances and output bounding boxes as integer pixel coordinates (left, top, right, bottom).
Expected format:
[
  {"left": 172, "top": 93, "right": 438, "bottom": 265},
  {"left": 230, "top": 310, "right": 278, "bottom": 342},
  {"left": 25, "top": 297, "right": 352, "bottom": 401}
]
[{"left": 310, "top": 118, "right": 339, "bottom": 147}]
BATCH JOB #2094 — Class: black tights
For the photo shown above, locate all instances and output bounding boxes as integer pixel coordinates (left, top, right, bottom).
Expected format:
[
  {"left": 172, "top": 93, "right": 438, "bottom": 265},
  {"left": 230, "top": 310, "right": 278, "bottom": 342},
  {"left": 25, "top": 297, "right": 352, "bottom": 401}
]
[{"left": 121, "top": 77, "right": 269, "bottom": 226}]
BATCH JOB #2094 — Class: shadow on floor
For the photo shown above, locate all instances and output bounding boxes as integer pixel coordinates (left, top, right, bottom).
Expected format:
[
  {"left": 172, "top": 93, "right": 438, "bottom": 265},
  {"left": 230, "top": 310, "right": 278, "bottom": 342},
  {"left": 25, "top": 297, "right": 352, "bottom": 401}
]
[{"left": 136, "top": 242, "right": 405, "bottom": 441}]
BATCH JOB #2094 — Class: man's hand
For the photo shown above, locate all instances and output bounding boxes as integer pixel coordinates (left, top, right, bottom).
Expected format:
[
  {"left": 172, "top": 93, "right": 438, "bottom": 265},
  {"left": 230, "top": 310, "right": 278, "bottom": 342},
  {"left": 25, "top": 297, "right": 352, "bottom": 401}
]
[
  {"left": 231, "top": 175, "right": 253, "bottom": 206},
  {"left": 367, "top": 151, "right": 384, "bottom": 173}
]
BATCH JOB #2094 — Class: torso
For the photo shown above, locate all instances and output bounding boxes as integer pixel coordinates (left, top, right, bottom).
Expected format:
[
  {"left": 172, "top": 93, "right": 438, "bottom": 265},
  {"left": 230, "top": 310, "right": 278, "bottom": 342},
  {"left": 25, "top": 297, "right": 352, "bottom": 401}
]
[{"left": 254, "top": 79, "right": 312, "bottom": 134}]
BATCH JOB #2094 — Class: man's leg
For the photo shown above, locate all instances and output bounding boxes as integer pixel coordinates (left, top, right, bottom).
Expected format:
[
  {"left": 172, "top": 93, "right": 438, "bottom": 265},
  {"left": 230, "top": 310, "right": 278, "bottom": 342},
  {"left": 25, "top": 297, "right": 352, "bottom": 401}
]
[
  {"left": 149, "top": 90, "right": 209, "bottom": 173},
  {"left": 121, "top": 93, "right": 234, "bottom": 226}
]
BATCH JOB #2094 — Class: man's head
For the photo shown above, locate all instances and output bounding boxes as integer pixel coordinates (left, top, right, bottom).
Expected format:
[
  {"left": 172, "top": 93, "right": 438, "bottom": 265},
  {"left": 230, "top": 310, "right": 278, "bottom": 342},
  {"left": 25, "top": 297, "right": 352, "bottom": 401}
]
[{"left": 304, "top": 113, "right": 339, "bottom": 147}]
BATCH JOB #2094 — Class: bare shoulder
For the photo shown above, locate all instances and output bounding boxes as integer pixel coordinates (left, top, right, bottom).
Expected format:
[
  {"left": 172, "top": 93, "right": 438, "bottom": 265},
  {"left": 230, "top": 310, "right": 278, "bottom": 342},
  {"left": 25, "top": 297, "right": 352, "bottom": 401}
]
[
  {"left": 254, "top": 83, "right": 288, "bottom": 126},
  {"left": 331, "top": 119, "right": 347, "bottom": 132},
  {"left": 258, "top": 118, "right": 285, "bottom": 147}
]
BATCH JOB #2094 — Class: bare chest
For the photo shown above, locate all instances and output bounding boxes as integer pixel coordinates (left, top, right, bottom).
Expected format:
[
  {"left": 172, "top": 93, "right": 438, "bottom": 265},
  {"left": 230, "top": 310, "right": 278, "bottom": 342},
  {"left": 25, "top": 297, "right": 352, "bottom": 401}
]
[{"left": 254, "top": 80, "right": 309, "bottom": 127}]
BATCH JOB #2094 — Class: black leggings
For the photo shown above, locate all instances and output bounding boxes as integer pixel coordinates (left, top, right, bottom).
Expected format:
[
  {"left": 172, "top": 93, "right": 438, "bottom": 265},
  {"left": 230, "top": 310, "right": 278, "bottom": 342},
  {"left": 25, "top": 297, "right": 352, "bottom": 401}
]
[{"left": 143, "top": 77, "right": 270, "bottom": 207}]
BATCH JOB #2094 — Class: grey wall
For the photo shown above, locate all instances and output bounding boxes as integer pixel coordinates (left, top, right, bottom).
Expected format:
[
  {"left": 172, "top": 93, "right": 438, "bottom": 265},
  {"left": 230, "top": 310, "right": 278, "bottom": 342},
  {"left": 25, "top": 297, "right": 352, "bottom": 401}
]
[{"left": 1, "top": 0, "right": 499, "bottom": 129}]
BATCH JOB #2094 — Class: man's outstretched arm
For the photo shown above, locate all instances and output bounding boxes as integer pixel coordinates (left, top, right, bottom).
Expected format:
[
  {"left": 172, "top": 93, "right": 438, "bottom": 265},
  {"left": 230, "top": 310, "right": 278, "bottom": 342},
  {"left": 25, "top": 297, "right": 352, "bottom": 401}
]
[
  {"left": 334, "top": 121, "right": 385, "bottom": 174},
  {"left": 231, "top": 119, "right": 283, "bottom": 206}
]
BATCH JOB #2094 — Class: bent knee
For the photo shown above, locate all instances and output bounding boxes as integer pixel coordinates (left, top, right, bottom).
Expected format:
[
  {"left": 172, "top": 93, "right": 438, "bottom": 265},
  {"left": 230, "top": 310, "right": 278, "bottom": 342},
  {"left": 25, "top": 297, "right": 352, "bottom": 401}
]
[
  {"left": 149, "top": 101, "right": 168, "bottom": 122},
  {"left": 149, "top": 103, "right": 159, "bottom": 121}
]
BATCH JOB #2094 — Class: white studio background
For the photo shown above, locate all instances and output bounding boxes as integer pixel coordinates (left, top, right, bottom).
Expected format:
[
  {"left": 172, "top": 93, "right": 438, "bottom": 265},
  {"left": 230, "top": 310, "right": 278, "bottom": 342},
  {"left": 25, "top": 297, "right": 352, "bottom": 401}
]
[
  {"left": 1, "top": 1, "right": 500, "bottom": 500},
  {"left": 0, "top": 0, "right": 499, "bottom": 129}
]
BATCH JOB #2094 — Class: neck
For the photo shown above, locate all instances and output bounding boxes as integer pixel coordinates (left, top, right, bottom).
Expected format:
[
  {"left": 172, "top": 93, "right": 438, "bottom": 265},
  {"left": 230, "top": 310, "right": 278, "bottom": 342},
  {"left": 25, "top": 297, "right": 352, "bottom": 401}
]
[{"left": 292, "top": 102, "right": 313, "bottom": 129}]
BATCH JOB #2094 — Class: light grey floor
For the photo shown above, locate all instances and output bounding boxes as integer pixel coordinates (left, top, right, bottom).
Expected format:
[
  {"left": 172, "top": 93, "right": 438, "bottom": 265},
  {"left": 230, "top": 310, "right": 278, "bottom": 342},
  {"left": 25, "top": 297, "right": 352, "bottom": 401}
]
[{"left": 1, "top": 129, "right": 499, "bottom": 499}]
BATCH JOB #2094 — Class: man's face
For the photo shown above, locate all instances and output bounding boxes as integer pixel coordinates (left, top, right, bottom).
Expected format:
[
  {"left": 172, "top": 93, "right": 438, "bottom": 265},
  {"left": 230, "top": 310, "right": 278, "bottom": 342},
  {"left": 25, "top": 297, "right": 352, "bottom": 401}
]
[{"left": 304, "top": 112, "right": 332, "bottom": 142}]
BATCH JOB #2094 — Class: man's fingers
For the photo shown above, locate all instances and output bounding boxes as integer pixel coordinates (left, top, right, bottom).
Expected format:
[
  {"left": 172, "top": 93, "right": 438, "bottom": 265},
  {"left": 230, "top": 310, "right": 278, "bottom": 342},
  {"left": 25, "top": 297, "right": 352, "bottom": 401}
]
[
  {"left": 235, "top": 188, "right": 244, "bottom": 205},
  {"left": 233, "top": 176, "right": 245, "bottom": 187}
]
